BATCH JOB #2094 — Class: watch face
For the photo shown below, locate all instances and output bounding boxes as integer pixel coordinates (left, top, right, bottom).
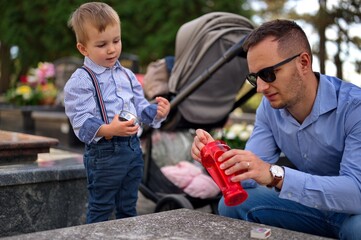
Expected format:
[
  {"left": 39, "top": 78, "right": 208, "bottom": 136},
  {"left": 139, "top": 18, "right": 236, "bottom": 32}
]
[{"left": 271, "top": 165, "right": 284, "bottom": 178}]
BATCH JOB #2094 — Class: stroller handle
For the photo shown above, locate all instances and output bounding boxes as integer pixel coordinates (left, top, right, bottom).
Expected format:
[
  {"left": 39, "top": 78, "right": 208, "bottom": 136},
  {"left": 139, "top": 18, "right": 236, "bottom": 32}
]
[{"left": 170, "top": 36, "right": 248, "bottom": 110}]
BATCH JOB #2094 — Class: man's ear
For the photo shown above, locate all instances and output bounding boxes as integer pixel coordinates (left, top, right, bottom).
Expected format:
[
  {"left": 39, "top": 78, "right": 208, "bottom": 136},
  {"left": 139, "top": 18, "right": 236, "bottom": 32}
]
[
  {"left": 76, "top": 43, "right": 88, "bottom": 57},
  {"left": 298, "top": 52, "right": 312, "bottom": 73}
]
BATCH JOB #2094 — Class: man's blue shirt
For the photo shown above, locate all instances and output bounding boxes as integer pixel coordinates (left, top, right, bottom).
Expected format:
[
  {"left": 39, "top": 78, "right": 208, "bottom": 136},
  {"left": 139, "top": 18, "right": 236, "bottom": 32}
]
[
  {"left": 246, "top": 73, "right": 361, "bottom": 214},
  {"left": 64, "top": 57, "right": 163, "bottom": 144}
]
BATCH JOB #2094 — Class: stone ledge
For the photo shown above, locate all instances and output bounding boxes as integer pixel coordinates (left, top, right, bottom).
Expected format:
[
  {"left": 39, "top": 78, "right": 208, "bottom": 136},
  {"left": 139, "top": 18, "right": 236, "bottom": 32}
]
[
  {"left": 0, "top": 130, "right": 59, "bottom": 164},
  {"left": 3, "top": 209, "right": 332, "bottom": 240},
  {"left": 0, "top": 148, "right": 84, "bottom": 186},
  {"left": 0, "top": 149, "right": 87, "bottom": 237},
  {"left": 31, "top": 111, "right": 68, "bottom": 121}
]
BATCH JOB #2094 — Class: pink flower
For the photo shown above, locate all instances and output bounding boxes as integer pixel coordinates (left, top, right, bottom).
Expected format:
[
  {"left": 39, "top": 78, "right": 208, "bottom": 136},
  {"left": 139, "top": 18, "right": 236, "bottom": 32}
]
[{"left": 36, "top": 62, "right": 55, "bottom": 84}]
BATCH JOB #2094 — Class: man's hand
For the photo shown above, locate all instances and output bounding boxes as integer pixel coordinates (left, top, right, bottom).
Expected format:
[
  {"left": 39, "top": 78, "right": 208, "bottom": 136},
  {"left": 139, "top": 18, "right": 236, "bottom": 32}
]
[{"left": 218, "top": 149, "right": 275, "bottom": 186}]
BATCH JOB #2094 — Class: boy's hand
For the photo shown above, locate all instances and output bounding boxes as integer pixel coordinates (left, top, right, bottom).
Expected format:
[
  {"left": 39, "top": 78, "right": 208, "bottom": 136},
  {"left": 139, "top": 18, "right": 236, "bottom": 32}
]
[
  {"left": 155, "top": 96, "right": 170, "bottom": 119},
  {"left": 99, "top": 114, "right": 139, "bottom": 138},
  {"left": 112, "top": 114, "right": 139, "bottom": 136}
]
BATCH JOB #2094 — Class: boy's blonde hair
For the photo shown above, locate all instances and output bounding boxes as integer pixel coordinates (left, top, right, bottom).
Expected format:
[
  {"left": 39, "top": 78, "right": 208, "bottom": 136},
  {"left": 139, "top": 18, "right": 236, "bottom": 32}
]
[{"left": 68, "top": 2, "right": 120, "bottom": 44}]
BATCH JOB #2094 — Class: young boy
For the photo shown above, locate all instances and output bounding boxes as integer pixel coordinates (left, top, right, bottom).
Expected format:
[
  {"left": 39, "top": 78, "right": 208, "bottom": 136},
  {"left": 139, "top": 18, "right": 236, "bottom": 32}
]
[{"left": 65, "top": 2, "right": 170, "bottom": 223}]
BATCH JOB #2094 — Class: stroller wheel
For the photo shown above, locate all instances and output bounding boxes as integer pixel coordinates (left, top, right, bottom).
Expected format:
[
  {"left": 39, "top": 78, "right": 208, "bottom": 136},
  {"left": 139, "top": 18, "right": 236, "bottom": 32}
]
[{"left": 155, "top": 194, "right": 194, "bottom": 212}]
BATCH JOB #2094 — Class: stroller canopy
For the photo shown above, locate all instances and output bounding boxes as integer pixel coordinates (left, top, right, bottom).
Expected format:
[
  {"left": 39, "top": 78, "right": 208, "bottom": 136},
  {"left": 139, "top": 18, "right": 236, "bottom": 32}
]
[{"left": 168, "top": 12, "right": 254, "bottom": 126}]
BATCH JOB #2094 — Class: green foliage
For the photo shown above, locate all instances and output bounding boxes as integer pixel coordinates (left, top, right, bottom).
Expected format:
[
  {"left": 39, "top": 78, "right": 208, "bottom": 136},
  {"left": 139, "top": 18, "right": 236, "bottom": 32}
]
[
  {"left": 242, "top": 93, "right": 262, "bottom": 113},
  {"left": 113, "top": 0, "right": 253, "bottom": 66},
  {"left": 0, "top": 0, "right": 252, "bottom": 80},
  {"left": 281, "top": 0, "right": 361, "bottom": 79},
  {"left": 0, "top": 0, "right": 83, "bottom": 76}
]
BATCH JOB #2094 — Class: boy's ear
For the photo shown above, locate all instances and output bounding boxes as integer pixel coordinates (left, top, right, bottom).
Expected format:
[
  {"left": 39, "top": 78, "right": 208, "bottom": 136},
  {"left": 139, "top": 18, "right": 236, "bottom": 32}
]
[{"left": 76, "top": 43, "right": 88, "bottom": 57}]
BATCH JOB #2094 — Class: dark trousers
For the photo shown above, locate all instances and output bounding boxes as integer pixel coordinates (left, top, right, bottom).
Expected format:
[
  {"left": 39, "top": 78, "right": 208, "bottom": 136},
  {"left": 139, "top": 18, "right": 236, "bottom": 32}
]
[{"left": 84, "top": 136, "right": 143, "bottom": 223}]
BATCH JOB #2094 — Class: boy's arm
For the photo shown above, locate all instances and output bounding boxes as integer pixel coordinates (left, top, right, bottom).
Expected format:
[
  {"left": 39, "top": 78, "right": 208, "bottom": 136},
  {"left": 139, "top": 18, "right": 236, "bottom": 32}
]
[{"left": 64, "top": 69, "right": 103, "bottom": 144}]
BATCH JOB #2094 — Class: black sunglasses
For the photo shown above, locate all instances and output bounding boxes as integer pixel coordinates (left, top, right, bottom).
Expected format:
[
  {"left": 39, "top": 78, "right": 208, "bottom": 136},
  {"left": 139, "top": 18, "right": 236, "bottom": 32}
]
[{"left": 246, "top": 53, "right": 301, "bottom": 87}]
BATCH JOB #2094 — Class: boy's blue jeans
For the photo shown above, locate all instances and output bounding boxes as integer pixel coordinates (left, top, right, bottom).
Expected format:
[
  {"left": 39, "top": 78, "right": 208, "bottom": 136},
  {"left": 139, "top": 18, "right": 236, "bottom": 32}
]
[
  {"left": 218, "top": 186, "right": 361, "bottom": 239},
  {"left": 84, "top": 136, "right": 143, "bottom": 223}
]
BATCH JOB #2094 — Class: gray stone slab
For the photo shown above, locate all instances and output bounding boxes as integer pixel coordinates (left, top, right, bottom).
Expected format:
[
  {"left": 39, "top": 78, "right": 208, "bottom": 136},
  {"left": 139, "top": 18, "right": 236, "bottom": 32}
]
[
  {"left": 3, "top": 209, "right": 332, "bottom": 240},
  {"left": 0, "top": 147, "right": 158, "bottom": 238},
  {"left": 0, "top": 149, "right": 87, "bottom": 237},
  {"left": 0, "top": 150, "right": 84, "bottom": 186}
]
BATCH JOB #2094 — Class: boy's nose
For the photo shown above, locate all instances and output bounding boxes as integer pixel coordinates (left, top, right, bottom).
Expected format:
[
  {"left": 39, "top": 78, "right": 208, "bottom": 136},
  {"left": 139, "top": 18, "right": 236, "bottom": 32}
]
[{"left": 108, "top": 45, "right": 116, "bottom": 53}]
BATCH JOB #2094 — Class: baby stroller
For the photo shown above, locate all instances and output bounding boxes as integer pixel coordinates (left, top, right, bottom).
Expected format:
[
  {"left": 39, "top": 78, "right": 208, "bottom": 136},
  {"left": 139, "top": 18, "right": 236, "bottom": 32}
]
[{"left": 139, "top": 12, "right": 256, "bottom": 214}]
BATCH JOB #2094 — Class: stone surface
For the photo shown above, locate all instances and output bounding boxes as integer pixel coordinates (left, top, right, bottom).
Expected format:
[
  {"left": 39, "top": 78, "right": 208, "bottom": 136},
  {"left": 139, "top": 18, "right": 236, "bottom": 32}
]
[
  {"left": 0, "top": 147, "right": 158, "bottom": 238},
  {"left": 31, "top": 111, "right": 83, "bottom": 149},
  {"left": 2, "top": 208, "right": 332, "bottom": 240},
  {"left": 0, "top": 104, "right": 65, "bottom": 134},
  {"left": 0, "top": 130, "right": 59, "bottom": 164},
  {"left": 0, "top": 105, "right": 82, "bottom": 151},
  {"left": 0, "top": 149, "right": 87, "bottom": 237},
  {"left": 0, "top": 147, "right": 332, "bottom": 240}
]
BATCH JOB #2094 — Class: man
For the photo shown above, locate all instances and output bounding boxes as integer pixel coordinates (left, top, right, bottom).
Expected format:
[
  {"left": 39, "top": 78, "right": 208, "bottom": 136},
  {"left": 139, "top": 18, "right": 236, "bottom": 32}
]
[{"left": 191, "top": 19, "right": 361, "bottom": 239}]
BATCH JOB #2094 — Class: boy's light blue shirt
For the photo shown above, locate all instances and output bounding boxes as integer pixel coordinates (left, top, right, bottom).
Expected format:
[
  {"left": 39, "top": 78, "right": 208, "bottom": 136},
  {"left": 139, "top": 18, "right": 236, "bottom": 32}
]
[
  {"left": 246, "top": 73, "right": 361, "bottom": 214},
  {"left": 64, "top": 57, "right": 164, "bottom": 144}
]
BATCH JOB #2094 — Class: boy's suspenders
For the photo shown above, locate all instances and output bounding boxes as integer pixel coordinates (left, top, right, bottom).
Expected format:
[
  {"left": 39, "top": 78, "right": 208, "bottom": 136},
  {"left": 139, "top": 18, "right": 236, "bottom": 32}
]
[
  {"left": 82, "top": 65, "right": 109, "bottom": 124},
  {"left": 81, "top": 65, "right": 136, "bottom": 124}
]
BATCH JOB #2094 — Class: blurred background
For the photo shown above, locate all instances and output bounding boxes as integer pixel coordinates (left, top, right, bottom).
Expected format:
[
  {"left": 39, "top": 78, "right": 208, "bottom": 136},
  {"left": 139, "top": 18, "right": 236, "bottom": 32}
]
[
  {"left": 1, "top": 1, "right": 360, "bottom": 233},
  {"left": 0, "top": 0, "right": 360, "bottom": 110}
]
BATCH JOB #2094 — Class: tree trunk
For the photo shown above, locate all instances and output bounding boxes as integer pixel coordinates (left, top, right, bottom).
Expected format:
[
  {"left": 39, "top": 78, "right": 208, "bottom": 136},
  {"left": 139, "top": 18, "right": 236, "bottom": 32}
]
[
  {"left": 317, "top": 0, "right": 328, "bottom": 74},
  {"left": 0, "top": 42, "right": 12, "bottom": 94},
  {"left": 334, "top": 37, "right": 343, "bottom": 79}
]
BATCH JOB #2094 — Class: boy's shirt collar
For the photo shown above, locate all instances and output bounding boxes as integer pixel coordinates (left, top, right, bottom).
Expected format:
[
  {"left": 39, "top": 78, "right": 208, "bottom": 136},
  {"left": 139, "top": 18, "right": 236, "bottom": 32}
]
[{"left": 84, "top": 56, "right": 122, "bottom": 74}]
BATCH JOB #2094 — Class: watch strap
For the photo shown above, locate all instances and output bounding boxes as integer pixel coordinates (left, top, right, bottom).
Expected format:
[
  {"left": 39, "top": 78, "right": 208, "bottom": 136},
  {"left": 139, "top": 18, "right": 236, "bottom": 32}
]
[
  {"left": 266, "top": 165, "right": 284, "bottom": 188},
  {"left": 266, "top": 176, "right": 282, "bottom": 188}
]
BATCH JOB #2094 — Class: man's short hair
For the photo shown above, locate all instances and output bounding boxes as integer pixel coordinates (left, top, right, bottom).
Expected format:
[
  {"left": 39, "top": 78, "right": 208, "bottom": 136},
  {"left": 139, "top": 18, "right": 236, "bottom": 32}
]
[{"left": 243, "top": 19, "right": 312, "bottom": 61}]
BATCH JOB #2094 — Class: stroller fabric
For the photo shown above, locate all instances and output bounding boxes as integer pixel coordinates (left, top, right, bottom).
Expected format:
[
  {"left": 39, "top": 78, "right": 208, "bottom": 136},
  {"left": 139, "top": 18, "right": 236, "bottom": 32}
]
[
  {"left": 143, "top": 58, "right": 169, "bottom": 99},
  {"left": 139, "top": 12, "right": 255, "bottom": 212},
  {"left": 143, "top": 56, "right": 175, "bottom": 100},
  {"left": 168, "top": 12, "right": 254, "bottom": 125},
  {"left": 150, "top": 129, "right": 194, "bottom": 167}
]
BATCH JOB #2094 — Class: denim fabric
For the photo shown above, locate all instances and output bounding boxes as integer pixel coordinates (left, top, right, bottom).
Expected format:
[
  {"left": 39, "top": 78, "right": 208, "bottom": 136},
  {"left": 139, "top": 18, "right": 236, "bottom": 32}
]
[
  {"left": 140, "top": 103, "right": 157, "bottom": 125},
  {"left": 83, "top": 136, "right": 143, "bottom": 223},
  {"left": 79, "top": 117, "right": 103, "bottom": 144},
  {"left": 218, "top": 186, "right": 361, "bottom": 239}
]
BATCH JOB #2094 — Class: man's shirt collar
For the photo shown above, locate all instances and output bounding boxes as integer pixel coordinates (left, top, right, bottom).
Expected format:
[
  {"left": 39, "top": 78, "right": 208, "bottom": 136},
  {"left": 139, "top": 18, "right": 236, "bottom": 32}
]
[{"left": 279, "top": 72, "right": 337, "bottom": 125}]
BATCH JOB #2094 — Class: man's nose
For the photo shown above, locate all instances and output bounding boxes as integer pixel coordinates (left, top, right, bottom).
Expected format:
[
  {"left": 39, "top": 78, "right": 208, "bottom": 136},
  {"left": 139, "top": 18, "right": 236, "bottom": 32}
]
[{"left": 256, "top": 77, "right": 269, "bottom": 92}]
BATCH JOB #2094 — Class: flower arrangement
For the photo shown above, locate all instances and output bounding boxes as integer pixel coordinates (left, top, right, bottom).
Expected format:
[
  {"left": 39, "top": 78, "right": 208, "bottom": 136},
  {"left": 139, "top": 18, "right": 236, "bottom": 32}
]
[
  {"left": 212, "top": 122, "right": 254, "bottom": 150},
  {"left": 6, "top": 62, "right": 58, "bottom": 106}
]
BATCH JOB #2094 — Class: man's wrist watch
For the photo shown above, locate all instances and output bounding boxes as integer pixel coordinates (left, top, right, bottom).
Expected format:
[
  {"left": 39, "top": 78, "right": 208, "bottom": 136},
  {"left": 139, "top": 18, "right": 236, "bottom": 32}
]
[{"left": 266, "top": 165, "right": 284, "bottom": 188}]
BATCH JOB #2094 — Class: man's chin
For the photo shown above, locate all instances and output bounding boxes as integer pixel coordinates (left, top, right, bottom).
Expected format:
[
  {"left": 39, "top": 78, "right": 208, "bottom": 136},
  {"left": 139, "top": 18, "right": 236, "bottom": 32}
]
[{"left": 270, "top": 101, "right": 285, "bottom": 109}]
